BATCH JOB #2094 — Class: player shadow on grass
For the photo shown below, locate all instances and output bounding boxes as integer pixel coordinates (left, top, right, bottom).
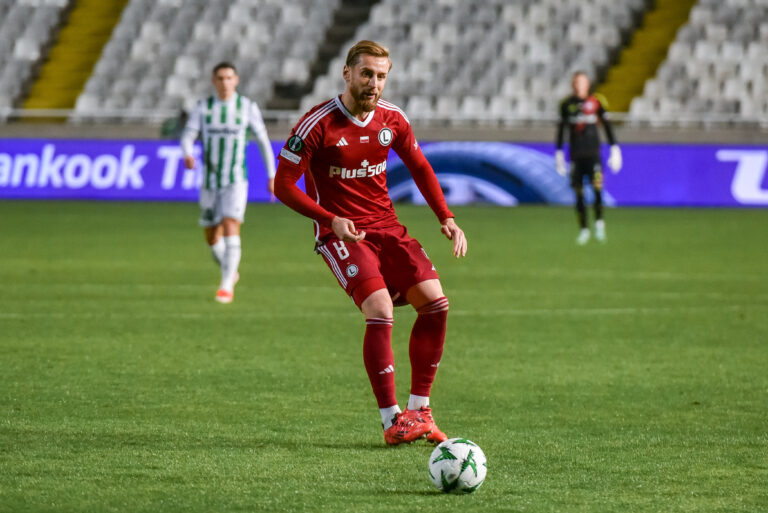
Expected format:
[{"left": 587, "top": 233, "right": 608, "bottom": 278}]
[
  {"left": 379, "top": 489, "right": 442, "bottom": 496},
  {"left": 27, "top": 427, "right": 425, "bottom": 452},
  {"left": 280, "top": 439, "right": 415, "bottom": 451}
]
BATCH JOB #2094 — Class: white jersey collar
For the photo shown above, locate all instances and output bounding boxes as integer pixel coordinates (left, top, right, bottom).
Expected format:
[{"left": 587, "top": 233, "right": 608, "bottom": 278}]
[
  {"left": 334, "top": 96, "right": 375, "bottom": 127},
  {"left": 213, "top": 93, "right": 239, "bottom": 105}
]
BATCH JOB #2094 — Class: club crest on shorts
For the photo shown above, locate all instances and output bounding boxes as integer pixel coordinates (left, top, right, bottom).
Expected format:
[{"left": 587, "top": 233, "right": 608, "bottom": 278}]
[
  {"left": 287, "top": 135, "right": 303, "bottom": 152},
  {"left": 346, "top": 264, "right": 359, "bottom": 278},
  {"left": 378, "top": 127, "right": 393, "bottom": 146}
]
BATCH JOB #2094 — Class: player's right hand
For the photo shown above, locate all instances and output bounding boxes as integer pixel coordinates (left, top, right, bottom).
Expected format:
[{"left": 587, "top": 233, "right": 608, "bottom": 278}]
[
  {"left": 332, "top": 216, "right": 366, "bottom": 243},
  {"left": 555, "top": 150, "right": 567, "bottom": 177},
  {"left": 441, "top": 218, "right": 467, "bottom": 258},
  {"left": 184, "top": 155, "right": 195, "bottom": 170}
]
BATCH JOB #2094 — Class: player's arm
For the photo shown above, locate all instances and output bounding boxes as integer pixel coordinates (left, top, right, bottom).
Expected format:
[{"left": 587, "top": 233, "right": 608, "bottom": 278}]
[
  {"left": 554, "top": 99, "right": 567, "bottom": 176},
  {"left": 556, "top": 99, "right": 567, "bottom": 150},
  {"left": 274, "top": 133, "right": 364, "bottom": 243},
  {"left": 248, "top": 102, "right": 276, "bottom": 194},
  {"left": 181, "top": 101, "right": 202, "bottom": 170},
  {"left": 596, "top": 95, "right": 622, "bottom": 172},
  {"left": 393, "top": 123, "right": 466, "bottom": 258}
]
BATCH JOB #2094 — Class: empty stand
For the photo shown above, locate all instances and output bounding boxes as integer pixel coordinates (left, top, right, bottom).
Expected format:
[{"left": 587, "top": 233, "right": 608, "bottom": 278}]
[
  {"left": 0, "top": 0, "right": 70, "bottom": 116},
  {"left": 597, "top": 0, "right": 698, "bottom": 113},
  {"left": 25, "top": 0, "right": 129, "bottom": 113},
  {"left": 302, "top": 0, "right": 650, "bottom": 122},
  {"left": 5, "top": 0, "right": 765, "bottom": 127},
  {"left": 630, "top": 0, "right": 768, "bottom": 123},
  {"left": 73, "top": 0, "right": 340, "bottom": 121}
]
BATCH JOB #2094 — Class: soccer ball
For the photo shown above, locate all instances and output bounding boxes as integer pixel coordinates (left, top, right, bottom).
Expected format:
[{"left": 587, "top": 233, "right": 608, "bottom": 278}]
[{"left": 428, "top": 438, "right": 487, "bottom": 493}]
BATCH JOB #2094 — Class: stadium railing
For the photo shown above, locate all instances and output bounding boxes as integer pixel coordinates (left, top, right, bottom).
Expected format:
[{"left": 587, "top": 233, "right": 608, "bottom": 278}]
[{"left": 3, "top": 107, "right": 767, "bottom": 130}]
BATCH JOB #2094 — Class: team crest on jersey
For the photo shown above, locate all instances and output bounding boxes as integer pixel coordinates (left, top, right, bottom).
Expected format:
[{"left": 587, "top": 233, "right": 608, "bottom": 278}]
[
  {"left": 287, "top": 135, "right": 303, "bottom": 152},
  {"left": 346, "top": 264, "right": 359, "bottom": 277},
  {"left": 378, "top": 127, "right": 393, "bottom": 146}
]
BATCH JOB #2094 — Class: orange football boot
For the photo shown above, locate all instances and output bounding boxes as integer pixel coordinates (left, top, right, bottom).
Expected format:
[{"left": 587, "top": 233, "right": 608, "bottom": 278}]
[{"left": 215, "top": 289, "right": 233, "bottom": 304}]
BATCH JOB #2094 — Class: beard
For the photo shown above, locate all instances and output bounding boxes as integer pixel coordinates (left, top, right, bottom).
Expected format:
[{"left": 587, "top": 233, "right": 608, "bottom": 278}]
[{"left": 352, "top": 85, "right": 380, "bottom": 112}]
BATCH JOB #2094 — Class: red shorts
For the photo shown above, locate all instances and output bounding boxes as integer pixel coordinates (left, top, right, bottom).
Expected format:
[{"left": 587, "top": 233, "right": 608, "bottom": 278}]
[{"left": 316, "top": 224, "right": 439, "bottom": 307}]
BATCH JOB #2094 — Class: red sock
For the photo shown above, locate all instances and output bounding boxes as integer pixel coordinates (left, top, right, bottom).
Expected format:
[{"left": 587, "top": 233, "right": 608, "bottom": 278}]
[
  {"left": 409, "top": 297, "right": 449, "bottom": 398},
  {"left": 363, "top": 318, "right": 396, "bottom": 408}
]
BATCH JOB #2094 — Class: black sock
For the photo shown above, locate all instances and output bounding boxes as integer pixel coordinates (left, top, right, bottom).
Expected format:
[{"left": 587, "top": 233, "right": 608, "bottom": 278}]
[
  {"left": 575, "top": 190, "right": 587, "bottom": 228},
  {"left": 594, "top": 189, "right": 603, "bottom": 221}
]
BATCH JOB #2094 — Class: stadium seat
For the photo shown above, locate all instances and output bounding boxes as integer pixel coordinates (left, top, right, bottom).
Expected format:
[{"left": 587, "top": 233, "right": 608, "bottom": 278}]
[
  {"left": 406, "top": 95, "right": 433, "bottom": 119},
  {"left": 459, "top": 96, "right": 488, "bottom": 119}
]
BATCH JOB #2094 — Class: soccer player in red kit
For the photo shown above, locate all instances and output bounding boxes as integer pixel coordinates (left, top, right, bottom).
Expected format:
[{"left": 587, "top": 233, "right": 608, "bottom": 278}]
[{"left": 274, "top": 40, "right": 467, "bottom": 446}]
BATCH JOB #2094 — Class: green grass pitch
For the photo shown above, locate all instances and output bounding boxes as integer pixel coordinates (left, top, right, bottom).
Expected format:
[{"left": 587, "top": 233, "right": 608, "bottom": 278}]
[{"left": 1, "top": 201, "right": 766, "bottom": 512}]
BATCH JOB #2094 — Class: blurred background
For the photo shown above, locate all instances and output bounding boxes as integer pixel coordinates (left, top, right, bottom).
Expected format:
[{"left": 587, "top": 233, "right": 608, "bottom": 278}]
[{"left": 1, "top": 0, "right": 767, "bottom": 206}]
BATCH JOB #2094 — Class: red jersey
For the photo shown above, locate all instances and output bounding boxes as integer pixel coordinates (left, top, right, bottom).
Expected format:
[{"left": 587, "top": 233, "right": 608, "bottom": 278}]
[{"left": 275, "top": 96, "right": 454, "bottom": 242}]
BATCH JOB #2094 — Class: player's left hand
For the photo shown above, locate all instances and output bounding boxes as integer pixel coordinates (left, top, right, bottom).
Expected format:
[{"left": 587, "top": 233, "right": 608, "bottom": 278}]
[
  {"left": 441, "top": 218, "right": 467, "bottom": 258},
  {"left": 608, "top": 145, "right": 622, "bottom": 173},
  {"left": 267, "top": 178, "right": 275, "bottom": 202}
]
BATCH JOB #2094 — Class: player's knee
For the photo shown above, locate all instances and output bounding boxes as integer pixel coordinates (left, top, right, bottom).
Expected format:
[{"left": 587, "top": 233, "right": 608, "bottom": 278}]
[
  {"left": 357, "top": 281, "right": 392, "bottom": 318},
  {"left": 204, "top": 228, "right": 219, "bottom": 245},
  {"left": 221, "top": 218, "right": 240, "bottom": 236},
  {"left": 416, "top": 296, "right": 450, "bottom": 315},
  {"left": 361, "top": 292, "right": 393, "bottom": 319}
]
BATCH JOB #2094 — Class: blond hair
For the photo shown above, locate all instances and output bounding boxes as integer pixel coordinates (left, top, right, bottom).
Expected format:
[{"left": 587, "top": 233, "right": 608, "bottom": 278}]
[{"left": 345, "top": 40, "right": 391, "bottom": 69}]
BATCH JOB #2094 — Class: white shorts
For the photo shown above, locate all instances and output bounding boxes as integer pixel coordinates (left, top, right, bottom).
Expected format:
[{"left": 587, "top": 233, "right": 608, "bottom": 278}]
[{"left": 198, "top": 182, "right": 248, "bottom": 227}]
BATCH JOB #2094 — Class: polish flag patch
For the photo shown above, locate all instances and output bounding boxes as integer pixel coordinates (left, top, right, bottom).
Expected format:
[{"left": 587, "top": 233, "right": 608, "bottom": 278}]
[{"left": 360, "top": 136, "right": 369, "bottom": 143}]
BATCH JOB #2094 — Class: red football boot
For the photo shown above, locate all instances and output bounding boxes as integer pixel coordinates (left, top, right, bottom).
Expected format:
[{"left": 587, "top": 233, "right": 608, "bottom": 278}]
[
  {"left": 407, "top": 407, "right": 447, "bottom": 444},
  {"left": 383, "top": 411, "right": 432, "bottom": 445}
]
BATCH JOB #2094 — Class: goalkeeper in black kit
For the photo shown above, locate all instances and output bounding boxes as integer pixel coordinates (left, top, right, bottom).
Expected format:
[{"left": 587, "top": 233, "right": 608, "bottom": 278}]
[{"left": 556, "top": 71, "right": 622, "bottom": 245}]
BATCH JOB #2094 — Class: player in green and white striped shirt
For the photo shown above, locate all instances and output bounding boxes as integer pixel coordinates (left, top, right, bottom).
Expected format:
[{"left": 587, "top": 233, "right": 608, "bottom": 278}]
[{"left": 181, "top": 61, "right": 276, "bottom": 304}]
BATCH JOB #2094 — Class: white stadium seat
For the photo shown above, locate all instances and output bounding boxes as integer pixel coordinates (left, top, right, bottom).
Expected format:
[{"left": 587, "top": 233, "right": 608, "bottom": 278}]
[{"left": 13, "top": 38, "right": 41, "bottom": 60}]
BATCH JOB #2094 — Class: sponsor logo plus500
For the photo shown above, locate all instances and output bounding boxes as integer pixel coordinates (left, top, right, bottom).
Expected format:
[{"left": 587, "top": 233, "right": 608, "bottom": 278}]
[{"left": 329, "top": 159, "right": 386, "bottom": 179}]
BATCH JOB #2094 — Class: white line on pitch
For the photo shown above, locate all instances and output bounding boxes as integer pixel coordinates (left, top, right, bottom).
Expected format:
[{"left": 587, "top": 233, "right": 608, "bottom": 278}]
[{"left": 0, "top": 304, "right": 765, "bottom": 321}]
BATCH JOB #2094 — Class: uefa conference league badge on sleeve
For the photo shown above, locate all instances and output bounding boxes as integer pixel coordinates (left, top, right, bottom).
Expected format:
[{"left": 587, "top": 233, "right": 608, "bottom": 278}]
[{"left": 280, "top": 135, "right": 303, "bottom": 164}]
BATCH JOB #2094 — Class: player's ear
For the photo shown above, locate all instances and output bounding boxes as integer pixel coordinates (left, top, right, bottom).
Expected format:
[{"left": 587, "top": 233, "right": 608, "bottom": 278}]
[{"left": 342, "top": 65, "right": 350, "bottom": 83}]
